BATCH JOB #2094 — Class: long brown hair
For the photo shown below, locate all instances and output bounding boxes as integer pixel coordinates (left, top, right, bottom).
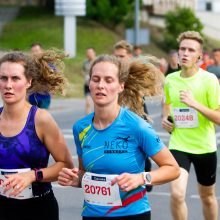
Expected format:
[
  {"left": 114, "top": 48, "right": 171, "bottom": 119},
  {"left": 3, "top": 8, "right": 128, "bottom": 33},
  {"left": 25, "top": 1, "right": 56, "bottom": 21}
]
[
  {"left": 0, "top": 48, "right": 67, "bottom": 95},
  {"left": 89, "top": 54, "right": 164, "bottom": 119}
]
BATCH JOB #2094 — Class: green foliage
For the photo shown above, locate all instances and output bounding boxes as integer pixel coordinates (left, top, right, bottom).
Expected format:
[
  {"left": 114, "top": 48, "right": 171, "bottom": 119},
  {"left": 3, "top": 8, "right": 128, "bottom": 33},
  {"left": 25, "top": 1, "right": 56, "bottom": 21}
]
[
  {"left": 86, "top": 0, "right": 134, "bottom": 27},
  {"left": 163, "top": 7, "right": 204, "bottom": 51},
  {"left": 0, "top": 6, "right": 122, "bottom": 98}
]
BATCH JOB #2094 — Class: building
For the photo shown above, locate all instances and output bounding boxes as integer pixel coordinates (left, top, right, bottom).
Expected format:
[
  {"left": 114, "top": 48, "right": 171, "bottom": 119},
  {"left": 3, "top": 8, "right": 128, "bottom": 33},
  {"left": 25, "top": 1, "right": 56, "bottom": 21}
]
[
  {"left": 143, "top": 0, "right": 220, "bottom": 40},
  {"left": 143, "top": 0, "right": 220, "bottom": 15}
]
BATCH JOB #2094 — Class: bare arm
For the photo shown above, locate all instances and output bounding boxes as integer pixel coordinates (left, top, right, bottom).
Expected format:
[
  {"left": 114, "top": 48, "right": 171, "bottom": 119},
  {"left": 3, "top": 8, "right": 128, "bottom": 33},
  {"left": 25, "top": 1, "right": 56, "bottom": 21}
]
[
  {"left": 3, "top": 109, "right": 74, "bottom": 197},
  {"left": 111, "top": 147, "right": 180, "bottom": 192},
  {"left": 58, "top": 157, "right": 85, "bottom": 188},
  {"left": 180, "top": 90, "right": 220, "bottom": 125},
  {"left": 150, "top": 147, "right": 180, "bottom": 185},
  {"left": 35, "top": 109, "right": 74, "bottom": 182}
]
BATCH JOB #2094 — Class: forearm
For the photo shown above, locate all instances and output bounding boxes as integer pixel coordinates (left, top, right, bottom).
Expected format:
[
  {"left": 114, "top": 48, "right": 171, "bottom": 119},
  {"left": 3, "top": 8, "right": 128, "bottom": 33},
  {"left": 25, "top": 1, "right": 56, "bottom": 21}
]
[
  {"left": 162, "top": 103, "right": 171, "bottom": 119},
  {"left": 150, "top": 165, "right": 180, "bottom": 185},
  {"left": 41, "top": 161, "right": 73, "bottom": 182},
  {"left": 193, "top": 102, "right": 220, "bottom": 125}
]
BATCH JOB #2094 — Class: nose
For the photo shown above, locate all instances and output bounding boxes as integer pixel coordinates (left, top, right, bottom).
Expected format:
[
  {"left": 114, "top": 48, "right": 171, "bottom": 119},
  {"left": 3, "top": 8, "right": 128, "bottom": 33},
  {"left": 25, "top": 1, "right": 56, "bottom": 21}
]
[
  {"left": 5, "top": 79, "right": 12, "bottom": 89},
  {"left": 97, "top": 79, "right": 105, "bottom": 89}
]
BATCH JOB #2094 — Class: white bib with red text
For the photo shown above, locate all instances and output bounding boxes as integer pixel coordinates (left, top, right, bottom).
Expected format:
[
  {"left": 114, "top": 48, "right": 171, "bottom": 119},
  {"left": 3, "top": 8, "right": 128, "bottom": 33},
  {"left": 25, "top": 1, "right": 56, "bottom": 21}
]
[
  {"left": 173, "top": 107, "right": 198, "bottom": 128},
  {"left": 0, "top": 168, "right": 33, "bottom": 199},
  {"left": 82, "top": 172, "right": 122, "bottom": 206}
]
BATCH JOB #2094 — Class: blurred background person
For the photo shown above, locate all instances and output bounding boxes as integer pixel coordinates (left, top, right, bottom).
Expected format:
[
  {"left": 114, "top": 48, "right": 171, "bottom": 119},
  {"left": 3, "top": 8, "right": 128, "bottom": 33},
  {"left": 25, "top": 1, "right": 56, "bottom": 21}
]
[
  {"left": 199, "top": 51, "right": 214, "bottom": 70},
  {"left": 28, "top": 42, "right": 51, "bottom": 109},
  {"left": 207, "top": 48, "right": 220, "bottom": 82},
  {"left": 159, "top": 57, "right": 168, "bottom": 75},
  {"left": 113, "top": 40, "right": 133, "bottom": 60},
  {"left": 133, "top": 45, "right": 143, "bottom": 58},
  {"left": 82, "top": 47, "right": 96, "bottom": 115},
  {"left": 165, "top": 50, "right": 180, "bottom": 76}
]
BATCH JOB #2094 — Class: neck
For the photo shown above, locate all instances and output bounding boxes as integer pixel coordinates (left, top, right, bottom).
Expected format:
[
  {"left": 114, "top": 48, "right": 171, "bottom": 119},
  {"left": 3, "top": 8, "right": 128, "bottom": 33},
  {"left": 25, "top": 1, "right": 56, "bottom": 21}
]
[
  {"left": 180, "top": 65, "right": 199, "bottom": 78},
  {"left": 2, "top": 101, "right": 30, "bottom": 120},
  {"left": 93, "top": 104, "right": 121, "bottom": 129}
]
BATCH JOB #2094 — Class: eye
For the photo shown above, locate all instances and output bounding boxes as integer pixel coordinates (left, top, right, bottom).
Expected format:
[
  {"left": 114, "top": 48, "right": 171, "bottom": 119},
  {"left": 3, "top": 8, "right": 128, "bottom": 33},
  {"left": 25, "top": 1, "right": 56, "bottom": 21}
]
[
  {"left": 91, "top": 76, "right": 99, "bottom": 82},
  {"left": 0, "top": 76, "right": 7, "bottom": 81},
  {"left": 12, "top": 76, "right": 21, "bottom": 81},
  {"left": 106, "top": 77, "right": 114, "bottom": 83}
]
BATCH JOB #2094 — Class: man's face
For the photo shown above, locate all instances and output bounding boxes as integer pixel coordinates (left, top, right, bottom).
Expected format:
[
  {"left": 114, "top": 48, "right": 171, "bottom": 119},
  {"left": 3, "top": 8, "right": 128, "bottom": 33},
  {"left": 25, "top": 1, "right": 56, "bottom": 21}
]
[
  {"left": 31, "top": 45, "right": 42, "bottom": 55},
  {"left": 114, "top": 48, "right": 132, "bottom": 60},
  {"left": 178, "top": 39, "right": 202, "bottom": 69}
]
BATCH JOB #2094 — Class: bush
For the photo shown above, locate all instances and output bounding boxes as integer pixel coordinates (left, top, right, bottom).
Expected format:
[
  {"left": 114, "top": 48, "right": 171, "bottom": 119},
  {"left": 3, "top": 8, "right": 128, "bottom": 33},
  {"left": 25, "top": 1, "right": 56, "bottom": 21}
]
[
  {"left": 163, "top": 7, "right": 203, "bottom": 51},
  {"left": 86, "top": 0, "right": 134, "bottom": 28}
]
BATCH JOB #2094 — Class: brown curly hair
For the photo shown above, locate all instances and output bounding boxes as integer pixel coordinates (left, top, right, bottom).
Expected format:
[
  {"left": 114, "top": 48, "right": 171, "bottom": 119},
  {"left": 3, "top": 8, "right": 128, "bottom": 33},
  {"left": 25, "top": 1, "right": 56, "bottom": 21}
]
[
  {"left": 0, "top": 48, "right": 67, "bottom": 95},
  {"left": 89, "top": 54, "right": 164, "bottom": 119}
]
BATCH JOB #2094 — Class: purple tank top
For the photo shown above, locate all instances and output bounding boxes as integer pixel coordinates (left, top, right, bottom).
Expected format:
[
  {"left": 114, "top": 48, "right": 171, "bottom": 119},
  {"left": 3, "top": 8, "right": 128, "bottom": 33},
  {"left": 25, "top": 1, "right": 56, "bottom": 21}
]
[
  {"left": 0, "top": 106, "right": 51, "bottom": 195},
  {"left": 0, "top": 106, "right": 49, "bottom": 169}
]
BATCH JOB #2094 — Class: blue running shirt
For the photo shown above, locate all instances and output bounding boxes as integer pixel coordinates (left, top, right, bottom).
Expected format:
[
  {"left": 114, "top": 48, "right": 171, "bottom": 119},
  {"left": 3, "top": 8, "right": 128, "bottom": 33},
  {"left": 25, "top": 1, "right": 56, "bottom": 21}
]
[{"left": 73, "top": 107, "right": 165, "bottom": 217}]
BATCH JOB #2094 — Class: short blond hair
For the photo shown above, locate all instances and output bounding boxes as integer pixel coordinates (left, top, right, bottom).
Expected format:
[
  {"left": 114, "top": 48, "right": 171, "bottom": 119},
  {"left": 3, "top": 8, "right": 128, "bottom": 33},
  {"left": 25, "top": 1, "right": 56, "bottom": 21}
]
[
  {"left": 114, "top": 40, "right": 133, "bottom": 54},
  {"left": 177, "top": 31, "right": 203, "bottom": 46}
]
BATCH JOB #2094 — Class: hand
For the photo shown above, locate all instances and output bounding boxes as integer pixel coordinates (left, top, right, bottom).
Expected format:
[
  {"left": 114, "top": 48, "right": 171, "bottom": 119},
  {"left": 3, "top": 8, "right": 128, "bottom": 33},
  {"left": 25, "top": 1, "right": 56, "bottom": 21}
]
[
  {"left": 162, "top": 117, "right": 174, "bottom": 133},
  {"left": 3, "top": 171, "right": 35, "bottom": 197},
  {"left": 58, "top": 167, "right": 81, "bottom": 187},
  {"left": 111, "top": 173, "right": 144, "bottom": 192},
  {"left": 179, "top": 90, "right": 197, "bottom": 108}
]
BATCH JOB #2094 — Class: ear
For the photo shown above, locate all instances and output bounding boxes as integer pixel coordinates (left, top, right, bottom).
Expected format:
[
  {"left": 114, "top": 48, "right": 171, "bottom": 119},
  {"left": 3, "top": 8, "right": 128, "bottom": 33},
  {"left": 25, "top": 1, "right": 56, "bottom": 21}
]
[
  {"left": 26, "top": 79, "right": 32, "bottom": 89},
  {"left": 118, "top": 82, "right": 124, "bottom": 94}
]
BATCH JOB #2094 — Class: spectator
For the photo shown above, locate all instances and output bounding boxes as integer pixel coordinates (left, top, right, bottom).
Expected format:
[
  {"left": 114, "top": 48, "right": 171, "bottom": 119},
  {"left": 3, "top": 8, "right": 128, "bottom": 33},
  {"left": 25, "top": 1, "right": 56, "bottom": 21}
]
[
  {"left": 82, "top": 47, "right": 96, "bottom": 114},
  {"left": 165, "top": 50, "right": 180, "bottom": 76},
  {"left": 199, "top": 51, "right": 214, "bottom": 70},
  {"left": 133, "top": 45, "right": 143, "bottom": 57},
  {"left": 207, "top": 48, "right": 220, "bottom": 82}
]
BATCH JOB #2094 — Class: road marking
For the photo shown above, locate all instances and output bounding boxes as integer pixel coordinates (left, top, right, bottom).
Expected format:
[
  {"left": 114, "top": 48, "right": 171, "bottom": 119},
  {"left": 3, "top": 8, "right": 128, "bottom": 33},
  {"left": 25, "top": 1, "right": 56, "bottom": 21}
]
[
  {"left": 149, "top": 191, "right": 220, "bottom": 200},
  {"left": 62, "top": 129, "right": 72, "bottom": 133},
  {"left": 64, "top": 134, "right": 74, "bottom": 139}
]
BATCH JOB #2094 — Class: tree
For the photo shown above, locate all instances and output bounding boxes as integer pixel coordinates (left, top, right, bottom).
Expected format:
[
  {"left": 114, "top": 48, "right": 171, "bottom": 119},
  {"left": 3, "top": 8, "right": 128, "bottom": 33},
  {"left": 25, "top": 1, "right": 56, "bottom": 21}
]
[
  {"left": 163, "top": 7, "right": 204, "bottom": 51},
  {"left": 86, "top": 0, "right": 134, "bottom": 28}
]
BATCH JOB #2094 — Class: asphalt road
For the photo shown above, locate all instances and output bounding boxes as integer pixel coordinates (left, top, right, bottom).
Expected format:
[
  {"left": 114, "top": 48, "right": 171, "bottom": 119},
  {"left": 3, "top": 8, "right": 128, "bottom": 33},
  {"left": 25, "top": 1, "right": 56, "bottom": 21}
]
[{"left": 48, "top": 98, "right": 219, "bottom": 220}]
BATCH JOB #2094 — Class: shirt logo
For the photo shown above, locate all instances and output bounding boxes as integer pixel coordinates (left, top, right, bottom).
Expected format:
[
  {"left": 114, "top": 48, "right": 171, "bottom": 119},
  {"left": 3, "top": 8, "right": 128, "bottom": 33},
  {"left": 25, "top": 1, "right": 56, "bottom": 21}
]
[{"left": 104, "top": 136, "right": 130, "bottom": 154}]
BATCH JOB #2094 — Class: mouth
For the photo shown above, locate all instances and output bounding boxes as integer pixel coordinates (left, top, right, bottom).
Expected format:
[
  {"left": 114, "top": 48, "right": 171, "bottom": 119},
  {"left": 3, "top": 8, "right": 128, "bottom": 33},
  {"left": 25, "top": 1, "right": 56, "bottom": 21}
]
[
  {"left": 181, "top": 58, "right": 188, "bottom": 63},
  {"left": 95, "top": 92, "right": 106, "bottom": 97},
  {"left": 4, "top": 92, "right": 14, "bottom": 96}
]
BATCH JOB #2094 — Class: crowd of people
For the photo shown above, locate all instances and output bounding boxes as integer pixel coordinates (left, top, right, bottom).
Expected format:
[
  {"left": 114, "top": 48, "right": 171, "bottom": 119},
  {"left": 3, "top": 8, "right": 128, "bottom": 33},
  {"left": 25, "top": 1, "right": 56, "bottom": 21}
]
[{"left": 0, "top": 30, "right": 219, "bottom": 220}]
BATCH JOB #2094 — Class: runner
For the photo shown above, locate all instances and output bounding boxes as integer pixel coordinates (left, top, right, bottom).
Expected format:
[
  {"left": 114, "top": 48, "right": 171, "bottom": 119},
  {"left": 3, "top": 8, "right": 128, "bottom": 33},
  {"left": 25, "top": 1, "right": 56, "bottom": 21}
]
[
  {"left": 162, "top": 31, "right": 220, "bottom": 220},
  {"left": 58, "top": 54, "right": 180, "bottom": 220}
]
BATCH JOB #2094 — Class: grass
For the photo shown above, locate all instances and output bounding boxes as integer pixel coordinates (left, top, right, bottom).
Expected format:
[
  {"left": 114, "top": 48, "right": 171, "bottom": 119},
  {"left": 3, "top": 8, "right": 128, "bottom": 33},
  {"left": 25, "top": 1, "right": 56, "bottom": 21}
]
[
  {"left": 0, "top": 6, "right": 125, "bottom": 97},
  {"left": 2, "top": 6, "right": 219, "bottom": 98}
]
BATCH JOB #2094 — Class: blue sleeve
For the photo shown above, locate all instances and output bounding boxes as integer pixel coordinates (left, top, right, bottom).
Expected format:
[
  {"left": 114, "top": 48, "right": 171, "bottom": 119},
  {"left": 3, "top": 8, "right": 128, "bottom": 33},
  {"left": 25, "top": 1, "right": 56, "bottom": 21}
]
[
  {"left": 72, "top": 123, "right": 82, "bottom": 157},
  {"left": 136, "top": 119, "right": 165, "bottom": 157}
]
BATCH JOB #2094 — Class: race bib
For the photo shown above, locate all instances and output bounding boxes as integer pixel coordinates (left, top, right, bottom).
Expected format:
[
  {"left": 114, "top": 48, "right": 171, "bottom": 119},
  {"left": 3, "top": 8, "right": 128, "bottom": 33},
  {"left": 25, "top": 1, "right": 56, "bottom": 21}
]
[
  {"left": 0, "top": 168, "right": 33, "bottom": 199},
  {"left": 82, "top": 172, "right": 122, "bottom": 206},
  {"left": 173, "top": 108, "right": 198, "bottom": 128}
]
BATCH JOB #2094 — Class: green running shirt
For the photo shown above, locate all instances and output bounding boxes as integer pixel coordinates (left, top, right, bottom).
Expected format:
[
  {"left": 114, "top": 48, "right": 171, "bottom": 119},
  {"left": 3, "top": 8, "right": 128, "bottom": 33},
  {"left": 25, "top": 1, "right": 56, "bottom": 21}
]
[{"left": 164, "top": 68, "right": 220, "bottom": 154}]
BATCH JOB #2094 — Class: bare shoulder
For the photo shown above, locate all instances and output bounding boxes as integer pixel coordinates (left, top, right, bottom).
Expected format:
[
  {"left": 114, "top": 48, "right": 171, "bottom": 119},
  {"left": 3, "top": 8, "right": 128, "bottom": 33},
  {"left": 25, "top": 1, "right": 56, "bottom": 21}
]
[{"left": 35, "top": 108, "right": 55, "bottom": 128}]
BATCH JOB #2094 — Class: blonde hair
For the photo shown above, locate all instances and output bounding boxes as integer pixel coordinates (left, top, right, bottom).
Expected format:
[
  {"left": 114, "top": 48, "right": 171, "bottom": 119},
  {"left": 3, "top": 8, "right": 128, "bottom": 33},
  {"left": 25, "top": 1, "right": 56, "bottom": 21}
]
[
  {"left": 89, "top": 54, "right": 164, "bottom": 119},
  {"left": 114, "top": 40, "right": 133, "bottom": 55},
  {"left": 0, "top": 48, "right": 67, "bottom": 95},
  {"left": 177, "top": 31, "right": 203, "bottom": 46}
]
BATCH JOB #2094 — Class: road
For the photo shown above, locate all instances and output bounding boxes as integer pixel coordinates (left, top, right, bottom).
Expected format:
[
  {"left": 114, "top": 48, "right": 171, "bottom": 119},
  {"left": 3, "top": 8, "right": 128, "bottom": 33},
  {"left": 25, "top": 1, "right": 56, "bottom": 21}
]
[{"left": 48, "top": 98, "right": 220, "bottom": 220}]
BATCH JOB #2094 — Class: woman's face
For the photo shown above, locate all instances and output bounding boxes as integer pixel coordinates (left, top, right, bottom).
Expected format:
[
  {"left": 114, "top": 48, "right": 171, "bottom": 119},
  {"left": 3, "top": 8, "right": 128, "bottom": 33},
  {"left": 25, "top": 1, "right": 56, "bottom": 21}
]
[
  {"left": 89, "top": 61, "right": 124, "bottom": 107},
  {"left": 0, "top": 61, "right": 31, "bottom": 104}
]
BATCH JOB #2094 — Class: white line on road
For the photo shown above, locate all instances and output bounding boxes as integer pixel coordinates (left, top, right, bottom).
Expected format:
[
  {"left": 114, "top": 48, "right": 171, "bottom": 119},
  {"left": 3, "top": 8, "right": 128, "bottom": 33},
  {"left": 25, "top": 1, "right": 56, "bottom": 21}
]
[
  {"left": 149, "top": 191, "right": 220, "bottom": 200},
  {"left": 64, "top": 134, "right": 74, "bottom": 139}
]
